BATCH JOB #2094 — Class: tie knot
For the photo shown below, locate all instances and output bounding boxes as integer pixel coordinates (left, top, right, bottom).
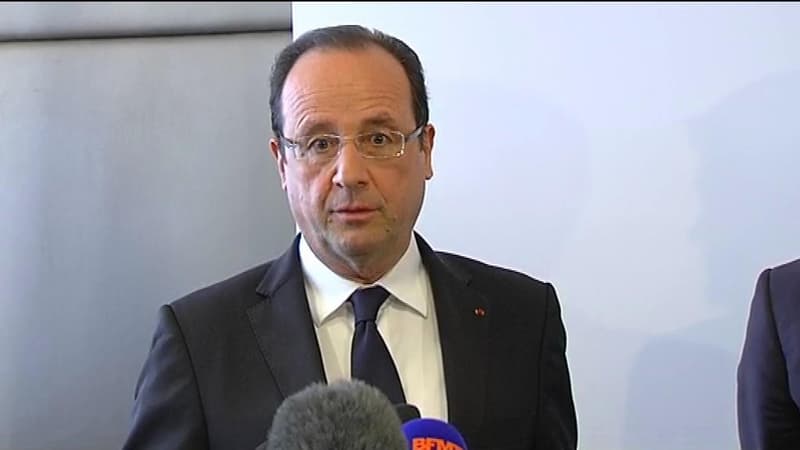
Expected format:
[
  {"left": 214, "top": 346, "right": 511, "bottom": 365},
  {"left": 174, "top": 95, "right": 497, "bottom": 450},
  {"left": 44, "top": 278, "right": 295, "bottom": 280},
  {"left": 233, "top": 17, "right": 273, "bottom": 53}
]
[{"left": 350, "top": 286, "right": 390, "bottom": 323}]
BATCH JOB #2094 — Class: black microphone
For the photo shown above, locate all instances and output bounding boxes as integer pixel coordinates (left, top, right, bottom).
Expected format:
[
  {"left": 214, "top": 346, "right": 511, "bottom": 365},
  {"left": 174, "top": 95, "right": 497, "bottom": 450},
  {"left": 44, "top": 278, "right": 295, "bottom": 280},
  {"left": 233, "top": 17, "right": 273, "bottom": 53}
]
[
  {"left": 261, "top": 379, "right": 407, "bottom": 450},
  {"left": 395, "top": 403, "right": 421, "bottom": 424}
]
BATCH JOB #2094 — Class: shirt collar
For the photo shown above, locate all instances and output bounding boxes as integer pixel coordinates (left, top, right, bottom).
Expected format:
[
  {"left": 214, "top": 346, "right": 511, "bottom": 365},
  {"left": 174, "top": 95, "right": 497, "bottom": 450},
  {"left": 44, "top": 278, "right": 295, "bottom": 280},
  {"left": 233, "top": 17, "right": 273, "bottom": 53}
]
[{"left": 299, "top": 234, "right": 429, "bottom": 326}]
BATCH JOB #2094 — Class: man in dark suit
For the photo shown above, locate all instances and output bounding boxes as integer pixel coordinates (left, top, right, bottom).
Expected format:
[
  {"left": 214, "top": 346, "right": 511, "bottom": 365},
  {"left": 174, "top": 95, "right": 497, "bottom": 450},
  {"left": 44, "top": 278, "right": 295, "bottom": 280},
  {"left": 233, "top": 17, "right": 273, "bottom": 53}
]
[
  {"left": 123, "top": 25, "right": 577, "bottom": 450},
  {"left": 738, "top": 257, "right": 800, "bottom": 449}
]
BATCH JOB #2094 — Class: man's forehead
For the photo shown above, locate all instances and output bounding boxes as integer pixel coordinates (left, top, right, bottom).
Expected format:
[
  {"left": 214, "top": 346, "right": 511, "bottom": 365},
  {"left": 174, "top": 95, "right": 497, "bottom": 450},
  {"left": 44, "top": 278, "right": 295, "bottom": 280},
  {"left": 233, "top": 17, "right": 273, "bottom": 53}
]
[
  {"left": 281, "top": 47, "right": 415, "bottom": 132},
  {"left": 285, "top": 46, "right": 407, "bottom": 89}
]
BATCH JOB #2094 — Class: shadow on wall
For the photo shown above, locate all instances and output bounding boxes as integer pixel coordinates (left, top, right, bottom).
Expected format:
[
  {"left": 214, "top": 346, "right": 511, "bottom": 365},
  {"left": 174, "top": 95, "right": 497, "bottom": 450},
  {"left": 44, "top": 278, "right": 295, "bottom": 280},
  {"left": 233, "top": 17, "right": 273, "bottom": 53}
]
[
  {"left": 419, "top": 79, "right": 590, "bottom": 274},
  {"left": 622, "top": 71, "right": 800, "bottom": 450}
]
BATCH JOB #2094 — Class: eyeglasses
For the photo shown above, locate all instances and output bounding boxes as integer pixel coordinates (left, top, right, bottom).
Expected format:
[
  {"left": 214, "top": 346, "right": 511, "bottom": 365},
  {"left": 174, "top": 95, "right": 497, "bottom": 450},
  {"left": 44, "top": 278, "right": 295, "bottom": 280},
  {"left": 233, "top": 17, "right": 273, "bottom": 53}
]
[{"left": 281, "top": 125, "right": 425, "bottom": 164}]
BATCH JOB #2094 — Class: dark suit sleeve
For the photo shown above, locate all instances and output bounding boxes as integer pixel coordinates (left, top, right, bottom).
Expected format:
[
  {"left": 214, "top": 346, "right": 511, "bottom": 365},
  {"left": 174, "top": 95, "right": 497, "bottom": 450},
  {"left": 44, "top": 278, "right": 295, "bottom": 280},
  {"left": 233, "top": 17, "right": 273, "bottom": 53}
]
[
  {"left": 535, "top": 283, "right": 578, "bottom": 450},
  {"left": 123, "top": 305, "right": 209, "bottom": 450},
  {"left": 738, "top": 269, "right": 800, "bottom": 449}
]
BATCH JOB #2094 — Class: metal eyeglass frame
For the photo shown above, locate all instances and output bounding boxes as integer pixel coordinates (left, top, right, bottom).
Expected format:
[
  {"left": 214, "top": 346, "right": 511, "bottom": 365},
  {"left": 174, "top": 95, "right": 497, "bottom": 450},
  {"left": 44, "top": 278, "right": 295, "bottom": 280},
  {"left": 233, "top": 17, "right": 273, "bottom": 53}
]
[{"left": 281, "top": 124, "right": 425, "bottom": 161}]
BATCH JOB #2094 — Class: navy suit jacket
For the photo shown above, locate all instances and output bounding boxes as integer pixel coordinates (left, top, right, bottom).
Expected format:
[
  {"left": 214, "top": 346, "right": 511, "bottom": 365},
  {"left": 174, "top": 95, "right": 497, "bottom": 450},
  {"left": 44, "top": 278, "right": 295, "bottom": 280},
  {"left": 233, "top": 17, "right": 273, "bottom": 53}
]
[
  {"left": 738, "top": 258, "right": 800, "bottom": 449},
  {"left": 123, "top": 233, "right": 577, "bottom": 450}
]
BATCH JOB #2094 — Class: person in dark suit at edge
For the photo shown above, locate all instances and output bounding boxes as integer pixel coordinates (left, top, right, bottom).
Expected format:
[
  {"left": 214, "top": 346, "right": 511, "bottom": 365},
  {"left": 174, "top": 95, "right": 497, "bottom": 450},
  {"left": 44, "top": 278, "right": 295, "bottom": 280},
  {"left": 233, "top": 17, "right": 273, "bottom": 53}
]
[
  {"left": 738, "top": 257, "right": 800, "bottom": 449},
  {"left": 122, "top": 25, "right": 578, "bottom": 450}
]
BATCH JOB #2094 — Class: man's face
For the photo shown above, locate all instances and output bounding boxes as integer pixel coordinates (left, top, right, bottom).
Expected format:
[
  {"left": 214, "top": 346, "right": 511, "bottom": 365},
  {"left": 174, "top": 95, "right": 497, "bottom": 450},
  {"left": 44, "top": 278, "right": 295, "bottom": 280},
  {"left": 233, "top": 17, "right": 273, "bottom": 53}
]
[{"left": 270, "top": 46, "right": 434, "bottom": 278}]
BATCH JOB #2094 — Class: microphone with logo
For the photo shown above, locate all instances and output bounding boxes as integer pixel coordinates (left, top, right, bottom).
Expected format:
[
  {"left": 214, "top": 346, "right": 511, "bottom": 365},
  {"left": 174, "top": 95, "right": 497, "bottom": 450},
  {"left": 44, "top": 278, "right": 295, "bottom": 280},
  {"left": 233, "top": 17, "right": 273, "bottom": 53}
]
[
  {"left": 257, "top": 379, "right": 409, "bottom": 450},
  {"left": 402, "top": 417, "right": 469, "bottom": 450}
]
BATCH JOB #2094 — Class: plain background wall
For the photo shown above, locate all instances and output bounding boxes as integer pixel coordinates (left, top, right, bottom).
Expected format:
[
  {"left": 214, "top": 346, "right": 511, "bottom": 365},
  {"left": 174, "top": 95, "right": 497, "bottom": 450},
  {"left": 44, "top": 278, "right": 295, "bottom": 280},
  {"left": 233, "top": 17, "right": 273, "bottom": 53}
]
[
  {"left": 1, "top": 3, "right": 294, "bottom": 449},
  {"left": 294, "top": 3, "right": 800, "bottom": 449}
]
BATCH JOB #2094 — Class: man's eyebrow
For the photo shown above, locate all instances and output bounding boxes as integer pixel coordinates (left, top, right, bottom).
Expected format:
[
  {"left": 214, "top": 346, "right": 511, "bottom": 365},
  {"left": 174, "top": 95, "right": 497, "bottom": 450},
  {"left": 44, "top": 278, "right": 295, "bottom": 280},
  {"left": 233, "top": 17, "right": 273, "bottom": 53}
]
[
  {"left": 292, "top": 114, "right": 402, "bottom": 136},
  {"left": 294, "top": 120, "right": 336, "bottom": 137},
  {"left": 361, "top": 114, "right": 400, "bottom": 129}
]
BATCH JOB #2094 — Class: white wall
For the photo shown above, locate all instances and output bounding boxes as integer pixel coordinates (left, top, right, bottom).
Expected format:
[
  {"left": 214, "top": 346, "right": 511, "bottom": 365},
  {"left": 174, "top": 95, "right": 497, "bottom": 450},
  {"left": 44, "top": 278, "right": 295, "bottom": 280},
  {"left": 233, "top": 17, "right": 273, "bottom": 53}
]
[{"left": 293, "top": 3, "right": 800, "bottom": 449}]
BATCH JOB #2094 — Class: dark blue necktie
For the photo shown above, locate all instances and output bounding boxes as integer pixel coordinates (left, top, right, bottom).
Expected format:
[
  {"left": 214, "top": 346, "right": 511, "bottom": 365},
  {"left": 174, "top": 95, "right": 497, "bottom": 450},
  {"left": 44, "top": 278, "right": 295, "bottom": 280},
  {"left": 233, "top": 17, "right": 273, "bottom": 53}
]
[{"left": 349, "top": 286, "right": 406, "bottom": 404}]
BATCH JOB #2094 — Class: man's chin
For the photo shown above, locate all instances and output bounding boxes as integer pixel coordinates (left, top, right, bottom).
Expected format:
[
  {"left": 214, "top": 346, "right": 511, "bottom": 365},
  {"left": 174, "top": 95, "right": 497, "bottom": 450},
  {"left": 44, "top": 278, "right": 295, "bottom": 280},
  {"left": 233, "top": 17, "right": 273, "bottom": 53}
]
[{"left": 331, "top": 230, "right": 389, "bottom": 257}]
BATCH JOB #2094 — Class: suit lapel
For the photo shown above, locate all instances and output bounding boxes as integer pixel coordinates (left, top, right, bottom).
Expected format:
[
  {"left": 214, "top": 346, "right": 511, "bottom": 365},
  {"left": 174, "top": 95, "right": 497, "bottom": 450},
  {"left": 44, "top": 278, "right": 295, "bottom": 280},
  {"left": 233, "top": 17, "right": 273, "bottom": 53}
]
[
  {"left": 245, "top": 232, "right": 489, "bottom": 433},
  {"left": 246, "top": 235, "right": 326, "bottom": 398},
  {"left": 416, "top": 234, "right": 489, "bottom": 435}
]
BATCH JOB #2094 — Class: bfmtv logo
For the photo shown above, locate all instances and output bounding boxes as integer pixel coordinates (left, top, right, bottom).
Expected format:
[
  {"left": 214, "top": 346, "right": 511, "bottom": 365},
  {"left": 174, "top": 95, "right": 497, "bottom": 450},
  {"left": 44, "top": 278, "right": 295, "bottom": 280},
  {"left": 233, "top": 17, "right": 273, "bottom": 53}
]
[{"left": 411, "top": 437, "right": 464, "bottom": 450}]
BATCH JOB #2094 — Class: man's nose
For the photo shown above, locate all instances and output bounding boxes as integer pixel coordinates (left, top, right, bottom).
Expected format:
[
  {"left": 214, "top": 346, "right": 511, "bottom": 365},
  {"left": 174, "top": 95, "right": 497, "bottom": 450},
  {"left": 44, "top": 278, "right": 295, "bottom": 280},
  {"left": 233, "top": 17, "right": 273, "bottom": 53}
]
[{"left": 331, "top": 139, "right": 369, "bottom": 188}]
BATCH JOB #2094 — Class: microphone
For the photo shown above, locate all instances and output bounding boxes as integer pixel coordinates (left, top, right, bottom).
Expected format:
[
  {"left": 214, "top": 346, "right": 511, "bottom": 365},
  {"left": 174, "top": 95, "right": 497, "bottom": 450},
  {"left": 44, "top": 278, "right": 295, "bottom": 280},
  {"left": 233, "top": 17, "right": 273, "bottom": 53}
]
[
  {"left": 402, "top": 418, "right": 469, "bottom": 450},
  {"left": 394, "top": 403, "right": 421, "bottom": 423},
  {"left": 262, "top": 379, "right": 407, "bottom": 450}
]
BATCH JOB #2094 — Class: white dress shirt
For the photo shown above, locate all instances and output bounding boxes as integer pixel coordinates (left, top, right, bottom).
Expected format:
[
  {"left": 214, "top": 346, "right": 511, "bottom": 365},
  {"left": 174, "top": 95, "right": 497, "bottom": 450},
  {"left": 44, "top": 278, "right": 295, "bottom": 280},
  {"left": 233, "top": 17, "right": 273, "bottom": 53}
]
[{"left": 299, "top": 234, "right": 448, "bottom": 420}]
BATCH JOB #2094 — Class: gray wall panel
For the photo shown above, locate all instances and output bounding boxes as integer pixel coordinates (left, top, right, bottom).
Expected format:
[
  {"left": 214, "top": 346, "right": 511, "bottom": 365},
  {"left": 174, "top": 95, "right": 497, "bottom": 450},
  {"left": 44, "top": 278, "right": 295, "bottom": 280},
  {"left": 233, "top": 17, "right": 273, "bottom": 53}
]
[
  {"left": 0, "top": 2, "right": 292, "bottom": 41},
  {"left": 1, "top": 30, "right": 294, "bottom": 449}
]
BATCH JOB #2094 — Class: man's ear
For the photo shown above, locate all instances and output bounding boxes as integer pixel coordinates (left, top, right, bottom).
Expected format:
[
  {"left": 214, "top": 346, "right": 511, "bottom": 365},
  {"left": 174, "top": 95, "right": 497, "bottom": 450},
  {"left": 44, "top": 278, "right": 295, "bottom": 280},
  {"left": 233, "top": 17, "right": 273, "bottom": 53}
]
[
  {"left": 269, "top": 137, "right": 287, "bottom": 190},
  {"left": 421, "top": 124, "right": 435, "bottom": 180}
]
